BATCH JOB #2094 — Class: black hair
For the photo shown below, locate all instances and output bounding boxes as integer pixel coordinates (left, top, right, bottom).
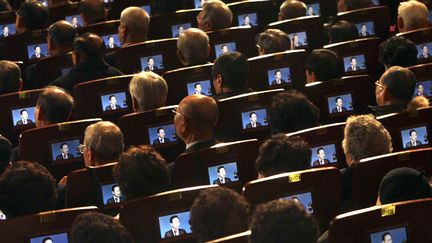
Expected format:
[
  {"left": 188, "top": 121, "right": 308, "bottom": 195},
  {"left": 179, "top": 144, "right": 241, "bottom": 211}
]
[
  {"left": 305, "top": 49, "right": 342, "bottom": 81},
  {"left": 212, "top": 52, "right": 249, "bottom": 91},
  {"left": 17, "top": 0, "right": 49, "bottom": 31},
  {"left": 169, "top": 215, "right": 179, "bottom": 223},
  {"left": 328, "top": 20, "right": 359, "bottom": 44},
  {"left": 217, "top": 166, "right": 225, "bottom": 173},
  {"left": 379, "top": 36, "right": 418, "bottom": 68}
]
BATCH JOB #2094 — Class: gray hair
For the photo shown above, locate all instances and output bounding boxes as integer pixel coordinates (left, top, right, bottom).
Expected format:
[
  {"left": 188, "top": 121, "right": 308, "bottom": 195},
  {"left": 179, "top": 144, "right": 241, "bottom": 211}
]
[
  {"left": 84, "top": 121, "right": 124, "bottom": 161},
  {"left": 129, "top": 71, "right": 168, "bottom": 112},
  {"left": 202, "top": 0, "right": 233, "bottom": 30},
  {"left": 120, "top": 7, "right": 150, "bottom": 38},
  {"left": 398, "top": 0, "right": 429, "bottom": 31},
  {"left": 177, "top": 28, "right": 209, "bottom": 65},
  {"left": 0, "top": 60, "right": 20, "bottom": 95}
]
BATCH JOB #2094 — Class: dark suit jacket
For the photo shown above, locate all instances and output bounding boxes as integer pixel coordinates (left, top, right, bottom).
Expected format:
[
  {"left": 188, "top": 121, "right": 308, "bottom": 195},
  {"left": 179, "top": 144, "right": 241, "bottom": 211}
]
[
  {"left": 245, "top": 122, "right": 262, "bottom": 129},
  {"left": 55, "top": 153, "right": 74, "bottom": 160},
  {"left": 164, "top": 229, "right": 187, "bottom": 238},
  {"left": 369, "top": 104, "right": 405, "bottom": 117},
  {"left": 406, "top": 140, "right": 422, "bottom": 148},
  {"left": 16, "top": 119, "right": 34, "bottom": 126},
  {"left": 106, "top": 44, "right": 119, "bottom": 49},
  {"left": 106, "top": 196, "right": 125, "bottom": 204},
  {"left": 331, "top": 107, "right": 347, "bottom": 113},
  {"left": 214, "top": 88, "right": 253, "bottom": 101},
  {"left": 31, "top": 53, "right": 45, "bottom": 59},
  {"left": 50, "top": 57, "right": 124, "bottom": 94},
  {"left": 360, "top": 31, "right": 370, "bottom": 36},
  {"left": 271, "top": 79, "right": 286, "bottom": 85},
  {"left": 153, "top": 138, "right": 171, "bottom": 145},
  {"left": 418, "top": 53, "right": 432, "bottom": 59},
  {"left": 347, "top": 66, "right": 361, "bottom": 72},
  {"left": 312, "top": 159, "right": 330, "bottom": 167},
  {"left": 105, "top": 104, "right": 121, "bottom": 111},
  {"left": 144, "top": 65, "right": 159, "bottom": 71},
  {"left": 213, "top": 177, "right": 232, "bottom": 185}
]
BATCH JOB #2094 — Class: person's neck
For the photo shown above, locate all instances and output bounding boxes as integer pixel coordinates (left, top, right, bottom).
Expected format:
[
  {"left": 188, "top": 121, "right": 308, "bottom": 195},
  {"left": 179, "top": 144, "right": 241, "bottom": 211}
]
[
  {"left": 125, "top": 35, "right": 146, "bottom": 46},
  {"left": 183, "top": 131, "right": 213, "bottom": 146},
  {"left": 50, "top": 47, "right": 72, "bottom": 57},
  {"left": 92, "top": 158, "right": 117, "bottom": 167}
]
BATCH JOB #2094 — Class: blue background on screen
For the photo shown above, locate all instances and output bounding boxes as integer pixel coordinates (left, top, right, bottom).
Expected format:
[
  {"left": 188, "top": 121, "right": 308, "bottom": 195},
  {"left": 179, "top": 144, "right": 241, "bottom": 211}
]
[
  {"left": 50, "top": 139, "right": 81, "bottom": 161},
  {"left": 241, "top": 108, "right": 268, "bottom": 129},
  {"left": 101, "top": 182, "right": 124, "bottom": 205},
  {"left": 100, "top": 92, "right": 128, "bottom": 112},
  {"left": 237, "top": 13, "right": 258, "bottom": 27},
  {"left": 370, "top": 227, "right": 407, "bottom": 243},
  {"left": 413, "top": 80, "right": 432, "bottom": 97},
  {"left": 306, "top": 3, "right": 320, "bottom": 16},
  {"left": 310, "top": 144, "right": 337, "bottom": 166},
  {"left": 186, "top": 80, "right": 212, "bottom": 96},
  {"left": 148, "top": 124, "right": 177, "bottom": 145},
  {"left": 194, "top": 0, "right": 207, "bottom": 8},
  {"left": 288, "top": 31, "right": 308, "bottom": 47},
  {"left": 30, "top": 232, "right": 68, "bottom": 243},
  {"left": 327, "top": 93, "right": 354, "bottom": 114},
  {"left": 401, "top": 126, "right": 429, "bottom": 149},
  {"left": 140, "top": 54, "right": 164, "bottom": 71},
  {"left": 281, "top": 192, "right": 314, "bottom": 214},
  {"left": 61, "top": 67, "right": 73, "bottom": 75},
  {"left": 27, "top": 43, "right": 49, "bottom": 60},
  {"left": 429, "top": 11, "right": 432, "bottom": 22},
  {"left": 140, "top": 5, "right": 151, "bottom": 15},
  {"left": 416, "top": 42, "right": 432, "bottom": 59},
  {"left": 215, "top": 42, "right": 237, "bottom": 57},
  {"left": 1, "top": 23, "right": 16, "bottom": 37},
  {"left": 372, "top": 0, "right": 380, "bottom": 5},
  {"left": 171, "top": 23, "right": 192, "bottom": 37},
  {"left": 343, "top": 54, "right": 366, "bottom": 72},
  {"left": 158, "top": 211, "right": 192, "bottom": 239},
  {"left": 65, "top": 15, "right": 84, "bottom": 28},
  {"left": 102, "top": 34, "right": 121, "bottom": 49},
  {"left": 267, "top": 67, "right": 292, "bottom": 86},
  {"left": 356, "top": 21, "right": 375, "bottom": 36},
  {"left": 207, "top": 162, "right": 239, "bottom": 185},
  {"left": 11, "top": 106, "right": 36, "bottom": 127}
]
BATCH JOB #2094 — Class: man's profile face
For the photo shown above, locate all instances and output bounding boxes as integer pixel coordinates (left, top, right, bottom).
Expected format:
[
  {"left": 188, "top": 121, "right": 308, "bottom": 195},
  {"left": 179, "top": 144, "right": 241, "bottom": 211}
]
[
  {"left": 195, "top": 84, "right": 202, "bottom": 93},
  {"left": 410, "top": 131, "right": 417, "bottom": 141},
  {"left": 35, "top": 47, "right": 41, "bottom": 54},
  {"left": 336, "top": 98, "right": 343, "bottom": 107},
  {"left": 250, "top": 113, "right": 257, "bottom": 123},
  {"left": 148, "top": 58, "right": 154, "bottom": 66},
  {"left": 113, "top": 186, "right": 121, "bottom": 197},
  {"left": 110, "top": 96, "right": 117, "bottom": 105},
  {"left": 21, "top": 110, "right": 29, "bottom": 119},
  {"left": 61, "top": 144, "right": 69, "bottom": 154},
  {"left": 318, "top": 149, "right": 325, "bottom": 159},
  {"left": 218, "top": 168, "right": 226, "bottom": 178},
  {"left": 197, "top": 10, "right": 208, "bottom": 31},
  {"left": 383, "top": 234, "right": 392, "bottom": 243},
  {"left": 171, "top": 217, "right": 180, "bottom": 230},
  {"left": 158, "top": 129, "right": 165, "bottom": 139},
  {"left": 275, "top": 71, "right": 282, "bottom": 79},
  {"left": 351, "top": 58, "right": 357, "bottom": 67}
]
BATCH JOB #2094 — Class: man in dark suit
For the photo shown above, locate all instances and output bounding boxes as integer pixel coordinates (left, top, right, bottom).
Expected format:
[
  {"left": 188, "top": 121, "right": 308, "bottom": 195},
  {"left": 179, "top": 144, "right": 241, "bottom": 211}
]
[
  {"left": 359, "top": 24, "right": 370, "bottom": 37},
  {"left": 164, "top": 215, "right": 187, "bottom": 238},
  {"left": 270, "top": 70, "right": 286, "bottom": 85},
  {"left": 30, "top": 45, "right": 45, "bottom": 59},
  {"left": 106, "top": 36, "right": 118, "bottom": 49},
  {"left": 405, "top": 130, "right": 423, "bottom": 148},
  {"left": 346, "top": 56, "right": 361, "bottom": 72},
  {"left": 106, "top": 184, "right": 125, "bottom": 204},
  {"left": 212, "top": 165, "right": 232, "bottom": 184},
  {"left": 153, "top": 127, "right": 171, "bottom": 145},
  {"left": 418, "top": 45, "right": 432, "bottom": 59},
  {"left": 331, "top": 97, "right": 348, "bottom": 113},
  {"left": 55, "top": 143, "right": 74, "bottom": 160},
  {"left": 245, "top": 112, "right": 262, "bottom": 129},
  {"left": 144, "top": 57, "right": 159, "bottom": 71},
  {"left": 312, "top": 147, "right": 330, "bottom": 166},
  {"left": 415, "top": 83, "right": 425, "bottom": 97},
  {"left": 15, "top": 109, "right": 34, "bottom": 126},
  {"left": 105, "top": 94, "right": 121, "bottom": 111},
  {"left": 176, "top": 28, "right": 210, "bottom": 67},
  {"left": 242, "top": 15, "right": 251, "bottom": 27}
]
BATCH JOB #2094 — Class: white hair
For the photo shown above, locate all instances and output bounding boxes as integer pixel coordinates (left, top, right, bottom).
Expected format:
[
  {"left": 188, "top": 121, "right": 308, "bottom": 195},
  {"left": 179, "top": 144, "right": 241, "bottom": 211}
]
[
  {"left": 129, "top": 71, "right": 168, "bottom": 112},
  {"left": 177, "top": 28, "right": 209, "bottom": 65},
  {"left": 398, "top": 0, "right": 429, "bottom": 31},
  {"left": 84, "top": 121, "right": 124, "bottom": 161}
]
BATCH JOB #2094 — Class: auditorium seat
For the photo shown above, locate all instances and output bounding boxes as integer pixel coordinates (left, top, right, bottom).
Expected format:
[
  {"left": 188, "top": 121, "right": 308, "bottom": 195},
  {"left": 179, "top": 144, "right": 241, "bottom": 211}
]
[
  {"left": 0, "top": 89, "right": 43, "bottom": 145},
  {"left": 328, "top": 198, "right": 432, "bottom": 243},
  {"left": 118, "top": 105, "right": 186, "bottom": 162},
  {"left": 2, "top": 30, "right": 48, "bottom": 63},
  {"left": 301, "top": 0, "right": 337, "bottom": 22},
  {"left": 19, "top": 118, "right": 101, "bottom": 181},
  {"left": 207, "top": 231, "right": 251, "bottom": 243},
  {"left": 0, "top": 206, "right": 99, "bottom": 243},
  {"left": 72, "top": 75, "right": 134, "bottom": 123},
  {"left": 148, "top": 9, "right": 199, "bottom": 40},
  {"left": 77, "top": 20, "right": 121, "bottom": 53},
  {"left": 120, "top": 185, "right": 217, "bottom": 243},
  {"left": 228, "top": 0, "right": 275, "bottom": 29},
  {"left": 32, "top": 53, "right": 73, "bottom": 89},
  {"left": 247, "top": 50, "right": 307, "bottom": 91},
  {"left": 243, "top": 167, "right": 342, "bottom": 231},
  {"left": 267, "top": 16, "right": 325, "bottom": 52},
  {"left": 173, "top": 139, "right": 260, "bottom": 191},
  {"left": 107, "top": 0, "right": 152, "bottom": 20},
  {"left": 215, "top": 89, "right": 284, "bottom": 142},
  {"left": 48, "top": 1, "right": 80, "bottom": 25},
  {"left": 408, "top": 62, "right": 432, "bottom": 101},
  {"left": 397, "top": 27, "right": 432, "bottom": 65},
  {"left": 162, "top": 63, "right": 213, "bottom": 105}
]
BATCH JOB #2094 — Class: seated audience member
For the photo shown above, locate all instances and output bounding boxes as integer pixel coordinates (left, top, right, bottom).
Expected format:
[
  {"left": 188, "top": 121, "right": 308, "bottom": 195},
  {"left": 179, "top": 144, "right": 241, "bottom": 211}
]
[
  {"left": 377, "top": 167, "right": 431, "bottom": 205},
  {"left": 0, "top": 0, "right": 11, "bottom": 11},
  {"left": 118, "top": 7, "right": 150, "bottom": 46},
  {"left": 255, "top": 134, "right": 311, "bottom": 178},
  {"left": 278, "top": 0, "right": 307, "bottom": 20},
  {"left": 0, "top": 135, "right": 12, "bottom": 175},
  {"left": 328, "top": 20, "right": 359, "bottom": 44},
  {"left": 70, "top": 212, "right": 133, "bottom": 243},
  {"left": 79, "top": 0, "right": 106, "bottom": 26},
  {"left": 250, "top": 199, "right": 319, "bottom": 243},
  {"left": 190, "top": 187, "right": 250, "bottom": 242},
  {"left": 269, "top": 90, "right": 320, "bottom": 134},
  {"left": 372, "top": 66, "right": 416, "bottom": 116},
  {"left": 212, "top": 52, "right": 251, "bottom": 100},
  {"left": 15, "top": 0, "right": 49, "bottom": 34},
  {"left": 406, "top": 96, "right": 430, "bottom": 112},
  {"left": 0, "top": 161, "right": 57, "bottom": 219},
  {"left": 177, "top": 28, "right": 210, "bottom": 66},
  {"left": 305, "top": 49, "right": 343, "bottom": 83},
  {"left": 50, "top": 33, "right": 123, "bottom": 94},
  {"left": 378, "top": 36, "right": 418, "bottom": 69},
  {"left": 255, "top": 29, "right": 291, "bottom": 55},
  {"left": 113, "top": 145, "right": 170, "bottom": 200},
  {"left": 197, "top": 0, "right": 233, "bottom": 32},
  {"left": 397, "top": 0, "right": 429, "bottom": 33},
  {"left": 337, "top": 0, "right": 372, "bottom": 13},
  {"left": 0, "top": 61, "right": 21, "bottom": 95},
  {"left": 129, "top": 71, "right": 168, "bottom": 112}
]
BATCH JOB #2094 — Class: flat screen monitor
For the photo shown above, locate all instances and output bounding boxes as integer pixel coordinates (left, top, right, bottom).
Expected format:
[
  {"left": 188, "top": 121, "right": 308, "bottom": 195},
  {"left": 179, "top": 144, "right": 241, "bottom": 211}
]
[
  {"left": 306, "top": 3, "right": 320, "bottom": 16},
  {"left": 171, "top": 23, "right": 192, "bottom": 38},
  {"left": 281, "top": 191, "right": 314, "bottom": 214},
  {"left": 400, "top": 125, "right": 429, "bottom": 149},
  {"left": 102, "top": 34, "right": 121, "bottom": 50},
  {"left": 158, "top": 211, "right": 192, "bottom": 239},
  {"left": 148, "top": 124, "right": 177, "bottom": 146},
  {"left": 50, "top": 139, "right": 81, "bottom": 162},
  {"left": 371, "top": 0, "right": 380, "bottom": 5},
  {"left": 310, "top": 144, "right": 337, "bottom": 167},
  {"left": 38, "top": 0, "right": 48, "bottom": 7},
  {"left": 288, "top": 31, "right": 308, "bottom": 48},
  {"left": 240, "top": 108, "right": 268, "bottom": 130},
  {"left": 100, "top": 92, "right": 128, "bottom": 112},
  {"left": 26, "top": 43, "right": 49, "bottom": 60},
  {"left": 327, "top": 93, "right": 354, "bottom": 114},
  {"left": 140, "top": 5, "right": 151, "bottom": 15},
  {"left": 186, "top": 80, "right": 212, "bottom": 96},
  {"left": 29, "top": 232, "right": 68, "bottom": 243},
  {"left": 194, "top": 0, "right": 207, "bottom": 9},
  {"left": 416, "top": 42, "right": 432, "bottom": 60},
  {"left": 207, "top": 162, "right": 239, "bottom": 185},
  {"left": 369, "top": 226, "right": 407, "bottom": 243},
  {"left": 214, "top": 42, "right": 237, "bottom": 58},
  {"left": 65, "top": 15, "right": 84, "bottom": 28},
  {"left": 11, "top": 106, "right": 36, "bottom": 127},
  {"left": 343, "top": 54, "right": 366, "bottom": 73},
  {"left": 356, "top": 21, "right": 375, "bottom": 37},
  {"left": 101, "top": 182, "right": 125, "bottom": 205},
  {"left": 237, "top": 13, "right": 258, "bottom": 27},
  {"left": 267, "top": 67, "right": 292, "bottom": 86},
  {"left": 1, "top": 23, "right": 16, "bottom": 38},
  {"left": 140, "top": 54, "right": 164, "bottom": 72},
  {"left": 413, "top": 80, "right": 432, "bottom": 98}
]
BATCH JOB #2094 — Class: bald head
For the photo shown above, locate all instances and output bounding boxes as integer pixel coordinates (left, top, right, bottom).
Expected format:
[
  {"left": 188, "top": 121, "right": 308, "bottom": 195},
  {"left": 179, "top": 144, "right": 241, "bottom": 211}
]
[
  {"left": 47, "top": 20, "right": 77, "bottom": 55},
  {"left": 119, "top": 7, "right": 150, "bottom": 45},
  {"left": 197, "top": 0, "right": 233, "bottom": 32},
  {"left": 279, "top": 0, "right": 307, "bottom": 20},
  {"left": 398, "top": 0, "right": 429, "bottom": 33},
  {"left": 0, "top": 61, "right": 21, "bottom": 95},
  {"left": 177, "top": 28, "right": 209, "bottom": 66},
  {"left": 36, "top": 86, "right": 74, "bottom": 127},
  {"left": 376, "top": 66, "right": 416, "bottom": 106},
  {"left": 79, "top": 0, "right": 106, "bottom": 25}
]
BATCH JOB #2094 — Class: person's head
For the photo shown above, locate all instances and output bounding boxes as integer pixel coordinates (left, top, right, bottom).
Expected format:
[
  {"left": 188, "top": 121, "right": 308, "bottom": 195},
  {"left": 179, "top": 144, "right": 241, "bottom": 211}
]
[
  {"left": 375, "top": 66, "right": 417, "bottom": 107},
  {"left": 20, "top": 109, "right": 29, "bottom": 120},
  {"left": 397, "top": 0, "right": 429, "bottom": 33},
  {"left": 0, "top": 161, "right": 57, "bottom": 219},
  {"left": 381, "top": 232, "right": 392, "bottom": 243},
  {"left": 342, "top": 115, "right": 392, "bottom": 166},
  {"left": 212, "top": 51, "right": 249, "bottom": 95},
  {"left": 15, "top": 0, "right": 49, "bottom": 34},
  {"left": 217, "top": 165, "right": 226, "bottom": 178},
  {"left": 118, "top": 6, "right": 150, "bottom": 45},
  {"left": 335, "top": 96, "right": 343, "bottom": 107},
  {"left": 361, "top": 24, "right": 367, "bottom": 32},
  {"left": 2, "top": 25, "right": 8, "bottom": 34},
  {"left": 269, "top": 90, "right": 319, "bottom": 133},
  {"left": 337, "top": 0, "right": 372, "bottom": 12},
  {"left": 378, "top": 167, "right": 431, "bottom": 205},
  {"left": 256, "top": 29, "right": 291, "bottom": 55},
  {"left": 328, "top": 20, "right": 359, "bottom": 44},
  {"left": 174, "top": 95, "right": 218, "bottom": 145},
  {"left": 72, "top": 33, "right": 105, "bottom": 64},
  {"left": 60, "top": 143, "right": 69, "bottom": 154},
  {"left": 170, "top": 216, "right": 181, "bottom": 230},
  {"left": 197, "top": 0, "right": 233, "bottom": 32},
  {"left": 250, "top": 199, "right": 319, "bottom": 243},
  {"left": 0, "top": 135, "right": 12, "bottom": 175},
  {"left": 350, "top": 56, "right": 357, "bottom": 66},
  {"left": 35, "top": 86, "right": 74, "bottom": 128},
  {"left": 79, "top": 0, "right": 106, "bottom": 26},
  {"left": 70, "top": 212, "right": 133, "bottom": 243},
  {"left": 278, "top": 0, "right": 307, "bottom": 20},
  {"left": 406, "top": 96, "right": 430, "bottom": 111},
  {"left": 249, "top": 112, "right": 257, "bottom": 123},
  {"left": 190, "top": 187, "right": 250, "bottom": 242},
  {"left": 147, "top": 57, "right": 154, "bottom": 66},
  {"left": 129, "top": 71, "right": 168, "bottom": 112},
  {"left": 194, "top": 83, "right": 202, "bottom": 93},
  {"left": 0, "top": 60, "right": 21, "bottom": 95},
  {"left": 47, "top": 20, "right": 76, "bottom": 56},
  {"left": 83, "top": 121, "right": 124, "bottom": 166},
  {"left": 111, "top": 184, "right": 121, "bottom": 197},
  {"left": 305, "top": 49, "right": 342, "bottom": 83},
  {"left": 275, "top": 70, "right": 282, "bottom": 79},
  {"left": 42, "top": 237, "right": 53, "bottom": 243},
  {"left": 157, "top": 127, "right": 165, "bottom": 138},
  {"left": 177, "top": 28, "right": 210, "bottom": 66},
  {"left": 409, "top": 129, "right": 417, "bottom": 141},
  {"left": 379, "top": 36, "right": 418, "bottom": 69},
  {"left": 421, "top": 45, "right": 429, "bottom": 54},
  {"left": 34, "top": 45, "right": 41, "bottom": 54},
  {"left": 113, "top": 145, "right": 170, "bottom": 200},
  {"left": 256, "top": 134, "right": 311, "bottom": 178}
]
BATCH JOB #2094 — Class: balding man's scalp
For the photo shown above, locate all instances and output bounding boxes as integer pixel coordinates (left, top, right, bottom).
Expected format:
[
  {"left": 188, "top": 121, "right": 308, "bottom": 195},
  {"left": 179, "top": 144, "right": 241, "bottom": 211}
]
[
  {"left": 177, "top": 28, "right": 209, "bottom": 66},
  {"left": 36, "top": 86, "right": 74, "bottom": 123},
  {"left": 48, "top": 20, "right": 77, "bottom": 47},
  {"left": 180, "top": 95, "right": 218, "bottom": 130},
  {"left": 279, "top": 0, "right": 307, "bottom": 20},
  {"left": 120, "top": 6, "right": 150, "bottom": 42}
]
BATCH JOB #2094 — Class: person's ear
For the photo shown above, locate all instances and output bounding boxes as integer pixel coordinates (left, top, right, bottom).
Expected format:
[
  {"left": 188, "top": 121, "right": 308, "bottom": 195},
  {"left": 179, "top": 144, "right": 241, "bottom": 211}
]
[
  {"left": 35, "top": 105, "right": 45, "bottom": 122},
  {"left": 177, "top": 49, "right": 186, "bottom": 65},
  {"left": 206, "top": 44, "right": 211, "bottom": 58},
  {"left": 306, "top": 70, "right": 316, "bottom": 83},
  {"left": 397, "top": 16, "right": 404, "bottom": 32},
  {"left": 215, "top": 74, "right": 223, "bottom": 88},
  {"left": 203, "top": 21, "right": 212, "bottom": 32},
  {"left": 18, "top": 78, "right": 23, "bottom": 91},
  {"left": 72, "top": 51, "right": 80, "bottom": 65},
  {"left": 376, "top": 196, "right": 381, "bottom": 206},
  {"left": 131, "top": 96, "right": 139, "bottom": 112},
  {"left": 15, "top": 15, "right": 24, "bottom": 34},
  {"left": 81, "top": 13, "right": 89, "bottom": 26}
]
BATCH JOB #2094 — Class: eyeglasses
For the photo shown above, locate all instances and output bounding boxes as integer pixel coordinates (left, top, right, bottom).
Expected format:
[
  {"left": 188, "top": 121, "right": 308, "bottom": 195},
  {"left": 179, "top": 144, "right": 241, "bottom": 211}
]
[
  {"left": 77, "top": 144, "right": 86, "bottom": 154},
  {"left": 172, "top": 108, "right": 188, "bottom": 120},
  {"left": 375, "top": 80, "right": 386, "bottom": 90}
]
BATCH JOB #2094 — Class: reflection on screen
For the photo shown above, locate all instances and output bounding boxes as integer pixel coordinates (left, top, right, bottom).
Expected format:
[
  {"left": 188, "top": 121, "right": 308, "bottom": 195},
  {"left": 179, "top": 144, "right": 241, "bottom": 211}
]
[
  {"left": 413, "top": 80, "right": 432, "bottom": 98},
  {"left": 288, "top": 31, "right": 308, "bottom": 48},
  {"left": 148, "top": 124, "right": 177, "bottom": 146},
  {"left": 237, "top": 13, "right": 258, "bottom": 27},
  {"left": 158, "top": 211, "right": 192, "bottom": 239},
  {"left": 327, "top": 93, "right": 354, "bottom": 114},
  {"left": 195, "top": 0, "right": 208, "bottom": 8},
  {"left": 65, "top": 15, "right": 84, "bottom": 28},
  {"left": 26, "top": 43, "right": 49, "bottom": 60},
  {"left": 400, "top": 125, "right": 429, "bottom": 149},
  {"left": 416, "top": 43, "right": 432, "bottom": 59},
  {"left": 207, "top": 162, "right": 239, "bottom": 185},
  {"left": 140, "top": 5, "right": 151, "bottom": 15},
  {"left": 101, "top": 182, "right": 125, "bottom": 205},
  {"left": 140, "top": 54, "right": 164, "bottom": 71},
  {"left": 343, "top": 55, "right": 366, "bottom": 72},
  {"left": 1, "top": 23, "right": 16, "bottom": 38},
  {"left": 370, "top": 226, "right": 407, "bottom": 243},
  {"left": 186, "top": 80, "right": 212, "bottom": 96},
  {"left": 311, "top": 144, "right": 337, "bottom": 167},
  {"left": 30, "top": 232, "right": 68, "bottom": 243},
  {"left": 61, "top": 67, "right": 72, "bottom": 75},
  {"left": 171, "top": 23, "right": 192, "bottom": 38},
  {"left": 306, "top": 3, "right": 320, "bottom": 16},
  {"left": 356, "top": 21, "right": 375, "bottom": 37},
  {"left": 241, "top": 108, "right": 268, "bottom": 130},
  {"left": 11, "top": 106, "right": 36, "bottom": 127},
  {"left": 50, "top": 139, "right": 81, "bottom": 162},
  {"left": 371, "top": 0, "right": 380, "bottom": 5},
  {"left": 102, "top": 34, "right": 121, "bottom": 49},
  {"left": 267, "top": 67, "right": 292, "bottom": 86},
  {"left": 281, "top": 192, "right": 314, "bottom": 214},
  {"left": 100, "top": 92, "right": 128, "bottom": 112},
  {"left": 215, "top": 42, "right": 237, "bottom": 58}
]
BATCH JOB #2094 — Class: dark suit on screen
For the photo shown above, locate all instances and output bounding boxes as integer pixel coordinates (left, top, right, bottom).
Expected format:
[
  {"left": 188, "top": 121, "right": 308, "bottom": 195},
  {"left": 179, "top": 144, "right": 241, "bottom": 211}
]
[
  {"left": 331, "top": 107, "right": 347, "bottom": 113},
  {"left": 312, "top": 158, "right": 330, "bottom": 166},
  {"left": 105, "top": 104, "right": 121, "bottom": 111},
  {"left": 245, "top": 122, "right": 262, "bottom": 129},
  {"left": 405, "top": 140, "right": 423, "bottom": 148},
  {"left": 213, "top": 177, "right": 232, "bottom": 185},
  {"left": 15, "top": 119, "right": 34, "bottom": 126},
  {"left": 346, "top": 66, "right": 361, "bottom": 72},
  {"left": 271, "top": 79, "right": 286, "bottom": 85},
  {"left": 55, "top": 153, "right": 74, "bottom": 160},
  {"left": 164, "top": 229, "right": 187, "bottom": 238},
  {"left": 106, "top": 196, "right": 125, "bottom": 204},
  {"left": 153, "top": 138, "right": 171, "bottom": 145}
]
